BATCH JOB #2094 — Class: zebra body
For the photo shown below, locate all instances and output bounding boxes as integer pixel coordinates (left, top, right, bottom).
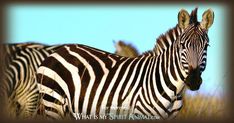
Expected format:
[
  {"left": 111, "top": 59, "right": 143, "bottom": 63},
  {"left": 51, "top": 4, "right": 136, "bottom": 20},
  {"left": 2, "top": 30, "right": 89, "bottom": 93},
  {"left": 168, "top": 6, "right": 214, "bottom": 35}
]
[
  {"left": 38, "top": 43, "right": 185, "bottom": 119},
  {"left": 0, "top": 43, "right": 62, "bottom": 118},
  {"left": 37, "top": 8, "right": 214, "bottom": 120}
]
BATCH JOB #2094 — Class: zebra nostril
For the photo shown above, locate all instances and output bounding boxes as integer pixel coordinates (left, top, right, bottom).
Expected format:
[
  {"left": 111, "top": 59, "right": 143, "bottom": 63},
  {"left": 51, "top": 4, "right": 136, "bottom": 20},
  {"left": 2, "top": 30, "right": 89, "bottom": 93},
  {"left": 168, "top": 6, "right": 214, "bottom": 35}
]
[{"left": 185, "top": 66, "right": 202, "bottom": 91}]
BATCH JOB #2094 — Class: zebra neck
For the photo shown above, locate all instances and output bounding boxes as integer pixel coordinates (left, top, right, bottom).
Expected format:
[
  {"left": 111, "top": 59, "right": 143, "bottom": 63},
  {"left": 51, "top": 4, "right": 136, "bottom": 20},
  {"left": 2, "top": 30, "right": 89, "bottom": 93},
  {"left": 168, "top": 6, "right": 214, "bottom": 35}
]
[
  {"left": 136, "top": 51, "right": 186, "bottom": 118},
  {"left": 141, "top": 25, "right": 187, "bottom": 96}
]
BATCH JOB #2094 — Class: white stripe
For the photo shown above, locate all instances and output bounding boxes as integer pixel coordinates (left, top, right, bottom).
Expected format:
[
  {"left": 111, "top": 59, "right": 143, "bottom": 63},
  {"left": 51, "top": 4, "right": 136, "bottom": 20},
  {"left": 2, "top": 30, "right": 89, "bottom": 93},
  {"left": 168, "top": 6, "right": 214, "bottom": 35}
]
[
  {"left": 166, "top": 34, "right": 172, "bottom": 46},
  {"left": 172, "top": 29, "right": 177, "bottom": 40},
  {"left": 45, "top": 109, "right": 62, "bottom": 119},
  {"left": 43, "top": 99, "right": 64, "bottom": 116}
]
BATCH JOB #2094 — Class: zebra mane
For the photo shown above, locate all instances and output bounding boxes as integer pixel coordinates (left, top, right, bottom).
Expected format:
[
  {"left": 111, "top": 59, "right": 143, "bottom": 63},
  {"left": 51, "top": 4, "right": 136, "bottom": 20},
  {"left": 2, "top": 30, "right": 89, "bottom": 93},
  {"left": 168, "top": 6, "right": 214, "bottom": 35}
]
[
  {"left": 190, "top": 7, "right": 198, "bottom": 25},
  {"left": 142, "top": 8, "right": 198, "bottom": 57},
  {"left": 142, "top": 25, "right": 182, "bottom": 56}
]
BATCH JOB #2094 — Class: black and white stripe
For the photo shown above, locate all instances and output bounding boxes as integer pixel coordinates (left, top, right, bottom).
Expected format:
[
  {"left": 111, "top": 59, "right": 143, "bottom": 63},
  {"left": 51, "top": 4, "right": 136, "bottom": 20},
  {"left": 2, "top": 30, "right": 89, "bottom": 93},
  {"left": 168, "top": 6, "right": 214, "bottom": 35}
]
[
  {"left": 0, "top": 43, "right": 62, "bottom": 118},
  {"left": 37, "top": 8, "right": 214, "bottom": 120}
]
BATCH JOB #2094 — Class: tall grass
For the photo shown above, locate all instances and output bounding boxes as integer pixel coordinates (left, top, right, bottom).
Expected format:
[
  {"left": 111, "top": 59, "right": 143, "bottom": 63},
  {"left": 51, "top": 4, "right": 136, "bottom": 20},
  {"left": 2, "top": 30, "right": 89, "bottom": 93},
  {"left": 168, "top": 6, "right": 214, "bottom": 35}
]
[{"left": 176, "top": 90, "right": 227, "bottom": 120}]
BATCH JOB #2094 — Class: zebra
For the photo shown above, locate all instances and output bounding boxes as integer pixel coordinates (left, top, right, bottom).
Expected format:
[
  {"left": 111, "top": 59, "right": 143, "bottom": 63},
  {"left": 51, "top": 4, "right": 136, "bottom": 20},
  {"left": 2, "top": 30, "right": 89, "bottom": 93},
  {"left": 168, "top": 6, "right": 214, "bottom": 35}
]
[
  {"left": 37, "top": 8, "right": 214, "bottom": 120},
  {"left": 0, "top": 43, "right": 62, "bottom": 119},
  {"left": 0, "top": 41, "right": 130, "bottom": 119},
  {"left": 0, "top": 41, "right": 138, "bottom": 119},
  {"left": 114, "top": 40, "right": 139, "bottom": 58}
]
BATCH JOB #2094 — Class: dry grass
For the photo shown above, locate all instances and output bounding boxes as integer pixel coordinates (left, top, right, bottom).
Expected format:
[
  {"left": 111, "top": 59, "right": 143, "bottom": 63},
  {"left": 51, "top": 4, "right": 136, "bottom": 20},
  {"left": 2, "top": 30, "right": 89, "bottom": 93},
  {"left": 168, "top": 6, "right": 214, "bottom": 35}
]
[{"left": 176, "top": 90, "right": 228, "bottom": 120}]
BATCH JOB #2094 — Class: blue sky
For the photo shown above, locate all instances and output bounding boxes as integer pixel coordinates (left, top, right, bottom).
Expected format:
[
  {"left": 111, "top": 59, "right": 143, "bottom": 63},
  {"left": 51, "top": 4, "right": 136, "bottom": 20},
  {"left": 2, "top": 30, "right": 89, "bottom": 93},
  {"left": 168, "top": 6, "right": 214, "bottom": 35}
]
[{"left": 6, "top": 4, "right": 228, "bottom": 97}]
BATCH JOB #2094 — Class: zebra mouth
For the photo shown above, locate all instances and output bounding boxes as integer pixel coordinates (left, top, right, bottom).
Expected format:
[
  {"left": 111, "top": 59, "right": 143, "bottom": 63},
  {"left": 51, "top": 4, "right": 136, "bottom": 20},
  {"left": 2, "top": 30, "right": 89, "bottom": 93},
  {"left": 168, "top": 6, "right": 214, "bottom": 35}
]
[{"left": 185, "top": 67, "right": 202, "bottom": 91}]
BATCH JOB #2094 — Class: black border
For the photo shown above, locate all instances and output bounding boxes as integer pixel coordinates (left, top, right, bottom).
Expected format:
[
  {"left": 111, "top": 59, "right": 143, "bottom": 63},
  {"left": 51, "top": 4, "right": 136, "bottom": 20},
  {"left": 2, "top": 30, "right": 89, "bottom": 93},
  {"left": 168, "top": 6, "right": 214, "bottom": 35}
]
[{"left": 0, "top": 0, "right": 233, "bottom": 123}]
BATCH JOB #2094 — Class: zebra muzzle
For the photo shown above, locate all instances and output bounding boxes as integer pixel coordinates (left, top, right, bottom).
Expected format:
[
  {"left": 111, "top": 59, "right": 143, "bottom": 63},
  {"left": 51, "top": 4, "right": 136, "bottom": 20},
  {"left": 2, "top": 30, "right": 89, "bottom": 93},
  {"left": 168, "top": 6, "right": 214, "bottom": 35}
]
[{"left": 185, "top": 67, "right": 202, "bottom": 91}]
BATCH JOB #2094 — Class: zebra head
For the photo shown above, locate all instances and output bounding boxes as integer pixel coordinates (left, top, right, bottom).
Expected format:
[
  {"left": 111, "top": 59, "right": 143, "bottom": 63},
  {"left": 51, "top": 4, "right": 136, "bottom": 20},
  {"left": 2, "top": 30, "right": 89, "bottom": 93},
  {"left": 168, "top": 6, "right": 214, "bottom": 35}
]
[{"left": 177, "top": 8, "right": 214, "bottom": 91}]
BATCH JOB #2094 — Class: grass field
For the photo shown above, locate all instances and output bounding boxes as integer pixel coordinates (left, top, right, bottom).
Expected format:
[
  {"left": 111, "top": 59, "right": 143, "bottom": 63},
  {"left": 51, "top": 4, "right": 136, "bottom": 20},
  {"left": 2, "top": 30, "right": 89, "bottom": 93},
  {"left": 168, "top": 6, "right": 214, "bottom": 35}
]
[{"left": 176, "top": 90, "right": 228, "bottom": 120}]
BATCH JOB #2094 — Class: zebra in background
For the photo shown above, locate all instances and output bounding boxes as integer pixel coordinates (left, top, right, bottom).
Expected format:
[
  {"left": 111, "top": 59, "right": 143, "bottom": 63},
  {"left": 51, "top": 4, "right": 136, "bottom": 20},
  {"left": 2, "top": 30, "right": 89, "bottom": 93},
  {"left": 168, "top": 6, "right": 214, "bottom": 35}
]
[
  {"left": 37, "top": 8, "right": 214, "bottom": 120},
  {"left": 0, "top": 43, "right": 62, "bottom": 119},
  {"left": 114, "top": 40, "right": 139, "bottom": 58}
]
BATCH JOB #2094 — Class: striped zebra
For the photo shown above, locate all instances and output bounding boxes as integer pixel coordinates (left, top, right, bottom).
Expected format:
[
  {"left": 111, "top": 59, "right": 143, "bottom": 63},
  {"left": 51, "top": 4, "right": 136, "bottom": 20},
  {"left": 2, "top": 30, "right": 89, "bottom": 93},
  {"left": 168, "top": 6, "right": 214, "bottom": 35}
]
[
  {"left": 0, "top": 41, "right": 129, "bottom": 119},
  {"left": 0, "top": 43, "right": 62, "bottom": 119},
  {"left": 37, "top": 8, "right": 214, "bottom": 120}
]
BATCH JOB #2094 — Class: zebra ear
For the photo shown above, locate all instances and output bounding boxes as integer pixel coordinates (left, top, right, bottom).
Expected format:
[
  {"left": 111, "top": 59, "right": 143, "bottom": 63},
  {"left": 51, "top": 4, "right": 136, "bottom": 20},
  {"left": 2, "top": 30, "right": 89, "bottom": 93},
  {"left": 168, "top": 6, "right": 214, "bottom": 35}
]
[
  {"left": 200, "top": 9, "right": 214, "bottom": 30},
  {"left": 178, "top": 9, "right": 190, "bottom": 29}
]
